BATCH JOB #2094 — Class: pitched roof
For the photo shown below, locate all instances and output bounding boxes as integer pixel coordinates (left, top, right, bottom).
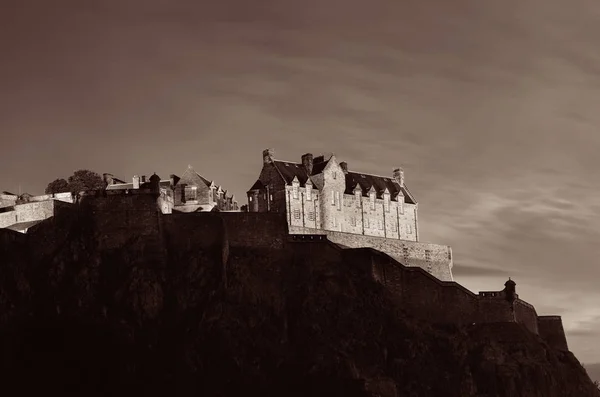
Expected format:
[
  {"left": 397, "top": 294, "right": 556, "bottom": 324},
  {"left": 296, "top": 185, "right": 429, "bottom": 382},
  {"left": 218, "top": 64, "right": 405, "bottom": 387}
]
[
  {"left": 344, "top": 172, "right": 416, "bottom": 204},
  {"left": 175, "top": 166, "right": 213, "bottom": 187},
  {"left": 272, "top": 157, "right": 330, "bottom": 187}
]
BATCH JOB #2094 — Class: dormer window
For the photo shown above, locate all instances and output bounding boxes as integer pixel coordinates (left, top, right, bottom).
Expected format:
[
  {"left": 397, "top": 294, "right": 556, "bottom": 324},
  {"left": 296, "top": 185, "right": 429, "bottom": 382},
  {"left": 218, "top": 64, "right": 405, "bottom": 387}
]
[
  {"left": 184, "top": 186, "right": 197, "bottom": 202},
  {"left": 354, "top": 190, "right": 361, "bottom": 207}
]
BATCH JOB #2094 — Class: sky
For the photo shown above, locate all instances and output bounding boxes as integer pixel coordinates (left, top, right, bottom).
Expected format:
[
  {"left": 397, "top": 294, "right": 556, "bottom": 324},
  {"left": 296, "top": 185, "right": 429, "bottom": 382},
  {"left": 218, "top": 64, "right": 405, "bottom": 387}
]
[{"left": 1, "top": 0, "right": 599, "bottom": 365}]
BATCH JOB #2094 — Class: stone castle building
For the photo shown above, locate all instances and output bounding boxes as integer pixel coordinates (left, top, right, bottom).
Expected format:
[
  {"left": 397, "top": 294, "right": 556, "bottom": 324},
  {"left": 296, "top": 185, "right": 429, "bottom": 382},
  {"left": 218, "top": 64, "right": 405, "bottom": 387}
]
[
  {"left": 104, "top": 165, "right": 239, "bottom": 213},
  {"left": 0, "top": 191, "right": 74, "bottom": 233},
  {"left": 247, "top": 149, "right": 454, "bottom": 281}
]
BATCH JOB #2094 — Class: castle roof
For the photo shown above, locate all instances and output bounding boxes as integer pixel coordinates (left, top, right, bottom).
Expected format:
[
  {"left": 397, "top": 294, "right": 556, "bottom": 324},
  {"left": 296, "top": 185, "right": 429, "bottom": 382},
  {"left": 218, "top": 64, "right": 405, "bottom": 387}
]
[
  {"left": 271, "top": 157, "right": 330, "bottom": 187},
  {"left": 344, "top": 172, "right": 416, "bottom": 204}
]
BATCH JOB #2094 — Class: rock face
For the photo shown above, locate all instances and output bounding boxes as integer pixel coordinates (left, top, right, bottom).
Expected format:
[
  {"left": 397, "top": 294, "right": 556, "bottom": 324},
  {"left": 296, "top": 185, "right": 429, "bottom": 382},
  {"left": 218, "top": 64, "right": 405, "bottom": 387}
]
[{"left": 0, "top": 202, "right": 598, "bottom": 397}]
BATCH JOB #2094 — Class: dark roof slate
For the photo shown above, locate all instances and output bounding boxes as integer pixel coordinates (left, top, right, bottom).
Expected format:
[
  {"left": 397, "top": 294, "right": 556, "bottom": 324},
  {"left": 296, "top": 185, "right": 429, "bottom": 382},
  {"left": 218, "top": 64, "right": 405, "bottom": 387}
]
[
  {"left": 344, "top": 172, "right": 416, "bottom": 204},
  {"left": 272, "top": 158, "right": 330, "bottom": 187}
]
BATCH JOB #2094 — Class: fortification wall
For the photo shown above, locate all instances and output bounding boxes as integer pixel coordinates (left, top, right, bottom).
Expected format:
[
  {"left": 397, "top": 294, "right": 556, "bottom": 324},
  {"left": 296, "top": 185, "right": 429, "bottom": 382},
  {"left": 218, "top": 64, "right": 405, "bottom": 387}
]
[
  {"left": 14, "top": 200, "right": 54, "bottom": 224},
  {"left": 79, "top": 192, "right": 161, "bottom": 249},
  {"left": 538, "top": 316, "right": 569, "bottom": 351},
  {"left": 0, "top": 211, "right": 17, "bottom": 228},
  {"left": 219, "top": 212, "right": 288, "bottom": 249},
  {"left": 0, "top": 228, "right": 25, "bottom": 252},
  {"left": 25, "top": 201, "right": 78, "bottom": 263},
  {"left": 288, "top": 226, "right": 453, "bottom": 281},
  {"left": 514, "top": 299, "right": 539, "bottom": 334}
]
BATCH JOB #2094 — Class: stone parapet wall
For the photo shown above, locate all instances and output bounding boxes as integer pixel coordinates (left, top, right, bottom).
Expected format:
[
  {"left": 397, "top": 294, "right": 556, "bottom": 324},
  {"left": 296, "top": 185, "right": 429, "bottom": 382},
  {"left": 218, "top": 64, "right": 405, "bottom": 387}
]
[
  {"left": 289, "top": 225, "right": 453, "bottom": 281},
  {"left": 538, "top": 316, "right": 569, "bottom": 351}
]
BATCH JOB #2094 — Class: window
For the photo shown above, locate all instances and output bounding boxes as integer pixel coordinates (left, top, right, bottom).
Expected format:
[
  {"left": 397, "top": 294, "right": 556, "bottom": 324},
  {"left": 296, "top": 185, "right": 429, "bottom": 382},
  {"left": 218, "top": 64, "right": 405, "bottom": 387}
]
[
  {"left": 249, "top": 196, "right": 253, "bottom": 202},
  {"left": 364, "top": 218, "right": 370, "bottom": 228},
  {"left": 384, "top": 195, "right": 390, "bottom": 212},
  {"left": 331, "top": 191, "right": 335, "bottom": 205},
  {"left": 332, "top": 217, "right": 337, "bottom": 227},
  {"left": 407, "top": 224, "right": 412, "bottom": 234},
  {"left": 399, "top": 197, "right": 404, "bottom": 214},
  {"left": 355, "top": 191, "right": 361, "bottom": 207},
  {"left": 184, "top": 186, "right": 197, "bottom": 202},
  {"left": 369, "top": 193, "right": 375, "bottom": 210},
  {"left": 294, "top": 209, "right": 301, "bottom": 219},
  {"left": 293, "top": 185, "right": 299, "bottom": 199},
  {"left": 425, "top": 249, "right": 431, "bottom": 261},
  {"left": 306, "top": 185, "right": 312, "bottom": 201},
  {"left": 350, "top": 217, "right": 356, "bottom": 226},
  {"left": 333, "top": 172, "right": 337, "bottom": 179},
  {"left": 270, "top": 195, "right": 273, "bottom": 201},
  {"left": 336, "top": 192, "right": 341, "bottom": 210},
  {"left": 378, "top": 220, "right": 383, "bottom": 230},
  {"left": 308, "top": 211, "right": 315, "bottom": 221}
]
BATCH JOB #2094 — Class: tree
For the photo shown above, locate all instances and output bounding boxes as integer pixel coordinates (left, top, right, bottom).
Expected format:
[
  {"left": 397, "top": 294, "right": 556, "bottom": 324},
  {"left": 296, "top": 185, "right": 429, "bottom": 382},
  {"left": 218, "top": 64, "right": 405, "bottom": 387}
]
[
  {"left": 44, "top": 170, "right": 105, "bottom": 196},
  {"left": 45, "top": 178, "right": 70, "bottom": 194},
  {"left": 67, "top": 170, "right": 105, "bottom": 194}
]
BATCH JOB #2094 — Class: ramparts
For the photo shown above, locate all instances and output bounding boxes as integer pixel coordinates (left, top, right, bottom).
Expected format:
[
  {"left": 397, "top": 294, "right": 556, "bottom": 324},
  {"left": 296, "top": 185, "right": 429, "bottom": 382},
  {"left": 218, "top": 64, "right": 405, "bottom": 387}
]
[
  {"left": 288, "top": 225, "right": 453, "bottom": 281},
  {"left": 1, "top": 191, "right": 568, "bottom": 353}
]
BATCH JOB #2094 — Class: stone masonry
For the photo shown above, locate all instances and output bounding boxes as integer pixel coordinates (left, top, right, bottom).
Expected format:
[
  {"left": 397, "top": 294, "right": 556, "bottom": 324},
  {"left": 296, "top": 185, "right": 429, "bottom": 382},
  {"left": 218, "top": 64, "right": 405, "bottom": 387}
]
[{"left": 247, "top": 148, "right": 454, "bottom": 281}]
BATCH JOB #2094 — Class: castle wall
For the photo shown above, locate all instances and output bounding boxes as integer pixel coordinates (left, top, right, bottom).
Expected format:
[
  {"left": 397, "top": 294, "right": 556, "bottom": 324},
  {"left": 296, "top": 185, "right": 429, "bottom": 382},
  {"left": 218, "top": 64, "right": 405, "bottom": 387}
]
[
  {"left": 538, "top": 316, "right": 569, "bottom": 351},
  {"left": 79, "top": 191, "right": 161, "bottom": 250},
  {"left": 288, "top": 226, "right": 453, "bottom": 281},
  {"left": 14, "top": 201, "right": 55, "bottom": 224},
  {"left": 514, "top": 299, "right": 539, "bottom": 334},
  {"left": 0, "top": 211, "right": 17, "bottom": 228},
  {"left": 0, "top": 194, "right": 17, "bottom": 209}
]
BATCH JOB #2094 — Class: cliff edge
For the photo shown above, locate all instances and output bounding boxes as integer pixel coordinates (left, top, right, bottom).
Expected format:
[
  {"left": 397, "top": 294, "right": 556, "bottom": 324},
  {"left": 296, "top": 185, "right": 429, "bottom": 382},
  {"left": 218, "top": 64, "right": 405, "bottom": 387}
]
[{"left": 0, "top": 200, "right": 597, "bottom": 397}]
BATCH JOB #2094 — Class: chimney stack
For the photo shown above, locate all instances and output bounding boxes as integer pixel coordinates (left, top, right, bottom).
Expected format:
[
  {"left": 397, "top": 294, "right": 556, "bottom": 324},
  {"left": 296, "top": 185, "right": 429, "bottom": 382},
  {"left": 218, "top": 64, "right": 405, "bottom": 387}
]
[
  {"left": 393, "top": 168, "right": 404, "bottom": 187},
  {"left": 263, "top": 148, "right": 275, "bottom": 164},
  {"left": 169, "top": 174, "right": 176, "bottom": 187},
  {"left": 340, "top": 162, "right": 348, "bottom": 174},
  {"left": 133, "top": 175, "right": 140, "bottom": 189},
  {"left": 141, "top": 175, "right": 146, "bottom": 183},
  {"left": 301, "top": 153, "right": 314, "bottom": 175},
  {"left": 103, "top": 173, "right": 114, "bottom": 185}
]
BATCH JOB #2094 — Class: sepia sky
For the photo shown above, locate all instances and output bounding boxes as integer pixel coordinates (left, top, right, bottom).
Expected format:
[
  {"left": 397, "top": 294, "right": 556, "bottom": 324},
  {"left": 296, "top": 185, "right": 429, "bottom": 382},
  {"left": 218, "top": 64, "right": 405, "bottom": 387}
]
[{"left": 1, "top": 0, "right": 599, "bottom": 364}]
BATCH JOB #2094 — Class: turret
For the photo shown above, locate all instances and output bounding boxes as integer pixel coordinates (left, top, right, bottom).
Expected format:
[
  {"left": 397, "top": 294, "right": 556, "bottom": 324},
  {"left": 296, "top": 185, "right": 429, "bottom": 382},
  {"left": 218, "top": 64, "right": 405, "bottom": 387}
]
[{"left": 504, "top": 278, "right": 517, "bottom": 303}]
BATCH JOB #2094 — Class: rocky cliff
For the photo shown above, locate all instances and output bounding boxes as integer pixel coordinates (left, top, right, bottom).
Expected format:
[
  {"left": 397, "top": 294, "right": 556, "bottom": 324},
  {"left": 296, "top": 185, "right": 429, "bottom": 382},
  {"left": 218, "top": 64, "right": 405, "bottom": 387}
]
[{"left": 0, "top": 206, "right": 598, "bottom": 397}]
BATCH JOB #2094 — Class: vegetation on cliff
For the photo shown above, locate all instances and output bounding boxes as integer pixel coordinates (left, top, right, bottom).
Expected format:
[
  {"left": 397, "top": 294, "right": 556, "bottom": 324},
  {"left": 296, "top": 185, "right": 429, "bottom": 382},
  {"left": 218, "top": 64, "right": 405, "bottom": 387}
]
[{"left": 0, "top": 211, "right": 598, "bottom": 397}]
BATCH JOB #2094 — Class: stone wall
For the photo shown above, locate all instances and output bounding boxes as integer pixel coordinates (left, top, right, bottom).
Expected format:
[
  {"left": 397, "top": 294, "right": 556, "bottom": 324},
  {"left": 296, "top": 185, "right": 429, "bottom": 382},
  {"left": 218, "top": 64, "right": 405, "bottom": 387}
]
[
  {"left": 289, "top": 226, "right": 453, "bottom": 281},
  {"left": 514, "top": 299, "right": 539, "bottom": 335},
  {"left": 337, "top": 245, "right": 568, "bottom": 350},
  {"left": 15, "top": 201, "right": 55, "bottom": 224},
  {"left": 538, "top": 316, "right": 569, "bottom": 351}
]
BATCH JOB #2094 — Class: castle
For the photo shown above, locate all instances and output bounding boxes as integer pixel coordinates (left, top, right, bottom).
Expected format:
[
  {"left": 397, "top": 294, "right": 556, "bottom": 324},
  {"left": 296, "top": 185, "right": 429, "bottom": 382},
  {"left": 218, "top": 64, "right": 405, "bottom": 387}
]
[
  {"left": 247, "top": 149, "right": 454, "bottom": 281},
  {"left": 0, "top": 150, "right": 572, "bottom": 353}
]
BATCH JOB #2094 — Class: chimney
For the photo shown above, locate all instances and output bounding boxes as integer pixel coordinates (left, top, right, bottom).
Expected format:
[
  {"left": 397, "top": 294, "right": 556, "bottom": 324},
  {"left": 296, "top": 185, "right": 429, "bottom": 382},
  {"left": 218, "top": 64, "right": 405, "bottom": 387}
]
[
  {"left": 263, "top": 148, "right": 275, "bottom": 164},
  {"left": 340, "top": 162, "right": 348, "bottom": 174},
  {"left": 103, "top": 173, "right": 114, "bottom": 185},
  {"left": 141, "top": 175, "right": 146, "bottom": 183},
  {"left": 169, "top": 174, "right": 176, "bottom": 187},
  {"left": 392, "top": 168, "right": 404, "bottom": 187},
  {"left": 133, "top": 175, "right": 140, "bottom": 189},
  {"left": 301, "top": 153, "right": 314, "bottom": 175}
]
